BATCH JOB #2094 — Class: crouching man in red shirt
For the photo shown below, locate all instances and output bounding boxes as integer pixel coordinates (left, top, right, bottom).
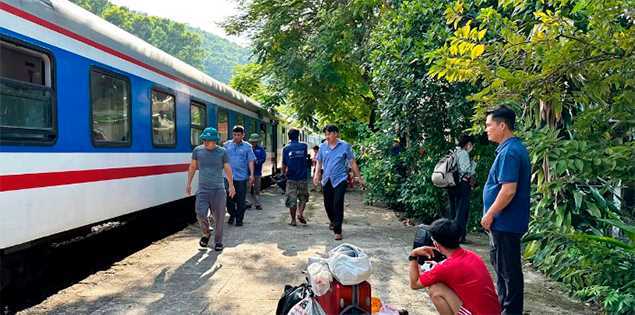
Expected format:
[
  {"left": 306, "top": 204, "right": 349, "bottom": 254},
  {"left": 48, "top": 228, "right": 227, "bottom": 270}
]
[{"left": 409, "top": 218, "right": 501, "bottom": 315}]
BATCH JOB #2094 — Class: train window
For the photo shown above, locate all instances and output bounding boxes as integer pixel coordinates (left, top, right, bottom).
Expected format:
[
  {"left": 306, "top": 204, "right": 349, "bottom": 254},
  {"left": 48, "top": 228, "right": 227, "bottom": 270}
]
[
  {"left": 90, "top": 68, "right": 131, "bottom": 146},
  {"left": 190, "top": 101, "right": 206, "bottom": 147},
  {"left": 0, "top": 38, "right": 55, "bottom": 143},
  {"left": 151, "top": 89, "right": 176, "bottom": 147},
  {"left": 217, "top": 108, "right": 228, "bottom": 143},
  {"left": 266, "top": 123, "right": 272, "bottom": 152}
]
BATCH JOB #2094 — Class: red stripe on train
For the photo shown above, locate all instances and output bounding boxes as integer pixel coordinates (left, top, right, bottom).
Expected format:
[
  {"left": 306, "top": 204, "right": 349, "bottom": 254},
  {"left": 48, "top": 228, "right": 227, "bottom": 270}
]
[
  {"left": 0, "top": 163, "right": 190, "bottom": 192},
  {"left": 0, "top": 2, "right": 244, "bottom": 108}
]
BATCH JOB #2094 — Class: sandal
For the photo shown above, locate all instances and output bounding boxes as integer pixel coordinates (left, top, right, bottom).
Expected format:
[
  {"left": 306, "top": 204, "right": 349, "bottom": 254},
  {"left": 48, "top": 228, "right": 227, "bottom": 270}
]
[
  {"left": 297, "top": 215, "right": 307, "bottom": 224},
  {"left": 199, "top": 236, "right": 209, "bottom": 247}
]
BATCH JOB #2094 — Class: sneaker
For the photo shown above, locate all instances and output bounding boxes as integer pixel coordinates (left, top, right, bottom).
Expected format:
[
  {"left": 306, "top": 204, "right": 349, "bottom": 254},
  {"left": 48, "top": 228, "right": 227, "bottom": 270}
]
[
  {"left": 255, "top": 205, "right": 263, "bottom": 210},
  {"left": 214, "top": 243, "right": 224, "bottom": 251},
  {"left": 199, "top": 236, "right": 209, "bottom": 247},
  {"left": 334, "top": 234, "right": 343, "bottom": 241},
  {"left": 227, "top": 217, "right": 235, "bottom": 225},
  {"left": 329, "top": 223, "right": 334, "bottom": 230}
]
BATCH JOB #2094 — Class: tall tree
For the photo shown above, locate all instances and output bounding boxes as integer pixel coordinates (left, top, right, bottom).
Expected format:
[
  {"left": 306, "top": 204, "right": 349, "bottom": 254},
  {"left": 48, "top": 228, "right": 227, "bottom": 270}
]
[{"left": 224, "top": 0, "right": 385, "bottom": 130}]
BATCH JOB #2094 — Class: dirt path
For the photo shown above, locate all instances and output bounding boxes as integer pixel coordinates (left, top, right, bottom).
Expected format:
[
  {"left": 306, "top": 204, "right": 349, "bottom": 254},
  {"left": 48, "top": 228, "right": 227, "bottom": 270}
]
[{"left": 22, "top": 188, "right": 593, "bottom": 314}]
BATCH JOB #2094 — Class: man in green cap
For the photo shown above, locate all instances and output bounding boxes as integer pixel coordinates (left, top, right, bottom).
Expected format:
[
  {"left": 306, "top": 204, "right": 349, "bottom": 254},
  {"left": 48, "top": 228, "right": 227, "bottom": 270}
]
[
  {"left": 187, "top": 127, "right": 236, "bottom": 251},
  {"left": 248, "top": 133, "right": 267, "bottom": 210}
]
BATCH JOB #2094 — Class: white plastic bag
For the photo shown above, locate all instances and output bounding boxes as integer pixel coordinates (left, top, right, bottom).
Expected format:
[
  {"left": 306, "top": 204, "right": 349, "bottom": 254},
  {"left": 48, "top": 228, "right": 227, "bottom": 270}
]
[
  {"left": 327, "top": 243, "right": 372, "bottom": 285},
  {"left": 287, "top": 297, "right": 327, "bottom": 315},
  {"left": 308, "top": 262, "right": 332, "bottom": 296}
]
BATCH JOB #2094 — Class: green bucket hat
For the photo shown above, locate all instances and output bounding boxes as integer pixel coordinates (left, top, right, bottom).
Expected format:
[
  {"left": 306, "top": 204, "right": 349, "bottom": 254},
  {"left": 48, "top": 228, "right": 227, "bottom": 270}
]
[
  {"left": 200, "top": 127, "right": 220, "bottom": 142},
  {"left": 248, "top": 133, "right": 261, "bottom": 142}
]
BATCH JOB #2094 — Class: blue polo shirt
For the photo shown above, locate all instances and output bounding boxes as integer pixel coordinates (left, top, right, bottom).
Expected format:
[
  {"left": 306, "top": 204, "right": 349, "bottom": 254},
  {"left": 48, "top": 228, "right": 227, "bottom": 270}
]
[
  {"left": 253, "top": 145, "right": 267, "bottom": 176},
  {"left": 283, "top": 140, "right": 308, "bottom": 180},
  {"left": 483, "top": 137, "right": 531, "bottom": 234},
  {"left": 317, "top": 140, "right": 354, "bottom": 187},
  {"left": 223, "top": 140, "right": 256, "bottom": 181}
]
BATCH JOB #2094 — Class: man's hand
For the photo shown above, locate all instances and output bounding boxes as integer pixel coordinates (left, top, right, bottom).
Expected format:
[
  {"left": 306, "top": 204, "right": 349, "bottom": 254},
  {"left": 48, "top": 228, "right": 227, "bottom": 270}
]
[
  {"left": 186, "top": 185, "right": 192, "bottom": 196},
  {"left": 354, "top": 177, "right": 366, "bottom": 189},
  {"left": 249, "top": 175, "right": 255, "bottom": 187},
  {"left": 228, "top": 185, "right": 236, "bottom": 198},
  {"left": 481, "top": 212, "right": 494, "bottom": 231},
  {"left": 411, "top": 246, "right": 435, "bottom": 259}
]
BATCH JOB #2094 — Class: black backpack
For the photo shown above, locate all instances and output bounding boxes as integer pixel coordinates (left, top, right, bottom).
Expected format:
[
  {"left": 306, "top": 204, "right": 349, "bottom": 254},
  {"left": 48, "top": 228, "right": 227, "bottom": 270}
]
[{"left": 276, "top": 283, "right": 312, "bottom": 315}]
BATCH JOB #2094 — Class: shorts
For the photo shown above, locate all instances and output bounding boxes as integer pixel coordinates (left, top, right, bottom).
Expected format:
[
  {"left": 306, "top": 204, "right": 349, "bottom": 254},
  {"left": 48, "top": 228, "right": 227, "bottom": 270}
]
[{"left": 285, "top": 179, "right": 309, "bottom": 208}]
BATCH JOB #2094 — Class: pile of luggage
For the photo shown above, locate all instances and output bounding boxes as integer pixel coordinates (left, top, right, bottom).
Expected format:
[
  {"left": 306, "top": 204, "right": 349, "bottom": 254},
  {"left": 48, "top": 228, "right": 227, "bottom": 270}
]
[{"left": 276, "top": 243, "right": 407, "bottom": 315}]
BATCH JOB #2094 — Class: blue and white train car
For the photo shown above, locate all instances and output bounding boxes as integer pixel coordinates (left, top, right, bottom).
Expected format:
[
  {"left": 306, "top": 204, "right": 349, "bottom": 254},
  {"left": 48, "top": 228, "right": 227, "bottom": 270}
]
[{"left": 0, "top": 0, "right": 290, "bottom": 253}]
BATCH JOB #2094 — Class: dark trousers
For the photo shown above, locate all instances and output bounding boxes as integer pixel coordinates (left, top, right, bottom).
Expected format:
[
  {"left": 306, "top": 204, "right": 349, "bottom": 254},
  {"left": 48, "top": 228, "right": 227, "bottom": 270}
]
[
  {"left": 448, "top": 181, "right": 471, "bottom": 240},
  {"left": 490, "top": 230, "right": 524, "bottom": 315},
  {"left": 323, "top": 180, "right": 347, "bottom": 234},
  {"left": 226, "top": 179, "right": 248, "bottom": 224}
]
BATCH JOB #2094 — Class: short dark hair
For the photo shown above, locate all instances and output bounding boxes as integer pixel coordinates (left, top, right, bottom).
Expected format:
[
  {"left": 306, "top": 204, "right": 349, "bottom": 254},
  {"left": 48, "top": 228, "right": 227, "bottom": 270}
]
[
  {"left": 486, "top": 106, "right": 516, "bottom": 130},
  {"left": 428, "top": 218, "right": 461, "bottom": 249},
  {"left": 232, "top": 125, "right": 245, "bottom": 134},
  {"left": 458, "top": 134, "right": 474, "bottom": 148},
  {"left": 322, "top": 124, "right": 339, "bottom": 133},
  {"left": 288, "top": 128, "right": 300, "bottom": 140},
  {"left": 312, "top": 145, "right": 319, "bottom": 150}
]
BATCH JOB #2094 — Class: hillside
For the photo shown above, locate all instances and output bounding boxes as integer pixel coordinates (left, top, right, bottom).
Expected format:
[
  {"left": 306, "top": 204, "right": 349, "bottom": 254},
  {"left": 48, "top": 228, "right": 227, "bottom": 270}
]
[{"left": 70, "top": 0, "right": 250, "bottom": 83}]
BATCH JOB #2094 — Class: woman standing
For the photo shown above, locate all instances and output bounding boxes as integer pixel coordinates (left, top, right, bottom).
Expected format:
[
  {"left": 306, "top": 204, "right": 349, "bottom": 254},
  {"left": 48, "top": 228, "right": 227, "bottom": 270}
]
[
  {"left": 313, "top": 125, "right": 364, "bottom": 240},
  {"left": 448, "top": 134, "right": 476, "bottom": 243}
]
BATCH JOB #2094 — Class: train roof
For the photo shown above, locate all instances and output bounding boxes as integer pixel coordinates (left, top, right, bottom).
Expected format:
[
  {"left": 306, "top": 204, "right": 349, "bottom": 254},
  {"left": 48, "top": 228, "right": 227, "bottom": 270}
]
[{"left": 3, "top": 0, "right": 263, "bottom": 115}]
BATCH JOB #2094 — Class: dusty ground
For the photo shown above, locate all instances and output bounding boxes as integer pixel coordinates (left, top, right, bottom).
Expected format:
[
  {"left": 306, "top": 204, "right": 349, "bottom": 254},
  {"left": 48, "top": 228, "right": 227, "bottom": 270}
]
[{"left": 21, "top": 188, "right": 594, "bottom": 314}]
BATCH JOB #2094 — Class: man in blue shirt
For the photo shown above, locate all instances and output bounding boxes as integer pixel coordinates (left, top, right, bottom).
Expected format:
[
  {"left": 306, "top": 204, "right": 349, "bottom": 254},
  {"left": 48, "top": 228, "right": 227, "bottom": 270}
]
[
  {"left": 282, "top": 129, "right": 309, "bottom": 226},
  {"left": 313, "top": 125, "right": 364, "bottom": 240},
  {"left": 223, "top": 125, "right": 256, "bottom": 227},
  {"left": 481, "top": 106, "right": 531, "bottom": 315},
  {"left": 248, "top": 133, "right": 267, "bottom": 210}
]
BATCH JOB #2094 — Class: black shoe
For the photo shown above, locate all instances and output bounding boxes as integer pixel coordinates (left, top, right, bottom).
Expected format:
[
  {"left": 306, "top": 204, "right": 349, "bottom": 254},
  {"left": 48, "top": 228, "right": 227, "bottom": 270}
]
[
  {"left": 235, "top": 222, "right": 244, "bottom": 227},
  {"left": 228, "top": 217, "right": 235, "bottom": 225},
  {"left": 199, "top": 236, "right": 209, "bottom": 247},
  {"left": 255, "top": 205, "right": 263, "bottom": 210},
  {"left": 214, "top": 243, "right": 224, "bottom": 251}
]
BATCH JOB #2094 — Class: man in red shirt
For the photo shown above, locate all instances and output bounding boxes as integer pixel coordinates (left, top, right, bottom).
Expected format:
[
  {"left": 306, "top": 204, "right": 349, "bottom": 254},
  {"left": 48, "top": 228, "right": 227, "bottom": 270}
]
[{"left": 409, "top": 218, "right": 501, "bottom": 315}]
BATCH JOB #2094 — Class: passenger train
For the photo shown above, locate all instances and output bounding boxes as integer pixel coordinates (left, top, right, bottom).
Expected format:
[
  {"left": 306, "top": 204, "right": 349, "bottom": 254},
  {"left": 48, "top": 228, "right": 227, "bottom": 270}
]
[{"left": 0, "top": 0, "right": 320, "bottom": 257}]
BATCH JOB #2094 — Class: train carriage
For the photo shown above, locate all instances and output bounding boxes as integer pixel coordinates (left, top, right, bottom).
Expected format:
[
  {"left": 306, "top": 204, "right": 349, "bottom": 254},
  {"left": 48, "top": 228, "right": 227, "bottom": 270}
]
[{"left": 0, "top": 0, "right": 319, "bottom": 255}]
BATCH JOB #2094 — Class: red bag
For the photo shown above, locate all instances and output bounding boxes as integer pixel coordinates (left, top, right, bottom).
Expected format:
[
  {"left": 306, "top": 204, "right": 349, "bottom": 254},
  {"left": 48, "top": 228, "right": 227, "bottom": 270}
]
[{"left": 316, "top": 279, "right": 371, "bottom": 315}]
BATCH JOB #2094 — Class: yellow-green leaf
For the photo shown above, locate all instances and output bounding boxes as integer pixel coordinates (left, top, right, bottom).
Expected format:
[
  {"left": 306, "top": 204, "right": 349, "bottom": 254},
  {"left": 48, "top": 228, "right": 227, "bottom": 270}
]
[
  {"left": 478, "top": 28, "right": 487, "bottom": 40},
  {"left": 471, "top": 44, "right": 485, "bottom": 59}
]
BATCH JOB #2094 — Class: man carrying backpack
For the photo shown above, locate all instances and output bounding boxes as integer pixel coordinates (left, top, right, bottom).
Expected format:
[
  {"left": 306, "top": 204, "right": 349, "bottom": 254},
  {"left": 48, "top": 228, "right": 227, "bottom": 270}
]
[{"left": 448, "top": 134, "right": 477, "bottom": 243}]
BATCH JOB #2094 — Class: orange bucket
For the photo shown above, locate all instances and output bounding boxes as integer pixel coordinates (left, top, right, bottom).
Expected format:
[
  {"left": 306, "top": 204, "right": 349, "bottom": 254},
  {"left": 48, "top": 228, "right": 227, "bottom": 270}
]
[{"left": 371, "top": 296, "right": 382, "bottom": 313}]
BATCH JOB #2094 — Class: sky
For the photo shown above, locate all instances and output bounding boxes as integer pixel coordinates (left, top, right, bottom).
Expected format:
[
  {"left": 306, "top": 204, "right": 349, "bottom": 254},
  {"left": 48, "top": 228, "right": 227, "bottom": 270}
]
[{"left": 109, "top": 0, "right": 249, "bottom": 46}]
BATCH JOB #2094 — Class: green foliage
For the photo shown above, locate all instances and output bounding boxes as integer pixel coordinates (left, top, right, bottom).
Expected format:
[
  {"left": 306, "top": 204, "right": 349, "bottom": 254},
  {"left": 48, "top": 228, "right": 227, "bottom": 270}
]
[
  {"left": 427, "top": 0, "right": 635, "bottom": 312},
  {"left": 229, "top": 63, "right": 266, "bottom": 102},
  {"left": 224, "top": 0, "right": 384, "bottom": 129},
  {"left": 71, "top": 0, "right": 250, "bottom": 83}
]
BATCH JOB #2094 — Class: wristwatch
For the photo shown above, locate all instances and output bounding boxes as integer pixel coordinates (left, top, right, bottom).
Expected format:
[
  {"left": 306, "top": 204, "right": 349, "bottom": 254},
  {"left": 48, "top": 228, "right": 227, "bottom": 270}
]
[{"left": 408, "top": 255, "right": 418, "bottom": 261}]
